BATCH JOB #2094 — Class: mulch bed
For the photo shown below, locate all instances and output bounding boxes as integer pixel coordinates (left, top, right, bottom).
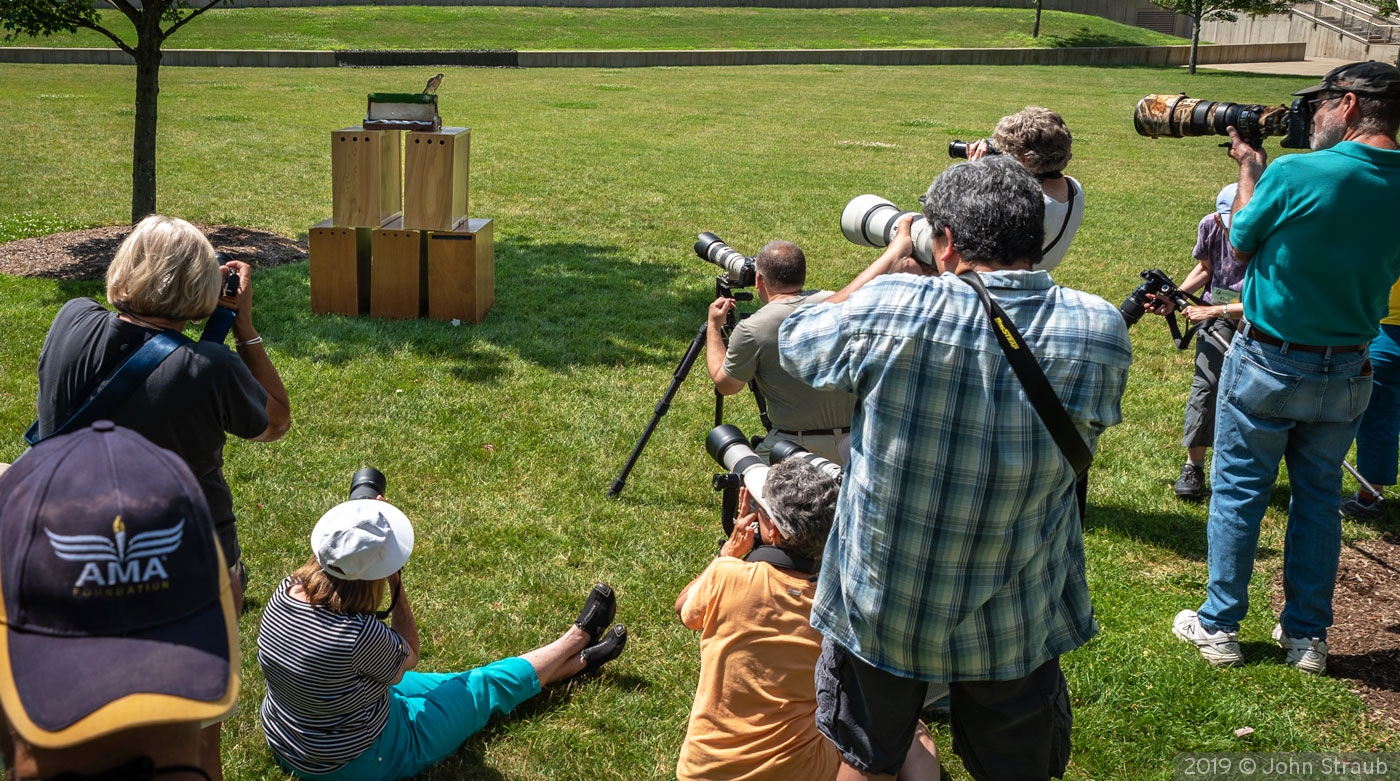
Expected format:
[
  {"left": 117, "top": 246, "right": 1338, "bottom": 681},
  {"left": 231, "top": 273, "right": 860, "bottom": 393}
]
[
  {"left": 0, "top": 224, "right": 306, "bottom": 281},
  {"left": 1272, "top": 533, "right": 1400, "bottom": 732}
]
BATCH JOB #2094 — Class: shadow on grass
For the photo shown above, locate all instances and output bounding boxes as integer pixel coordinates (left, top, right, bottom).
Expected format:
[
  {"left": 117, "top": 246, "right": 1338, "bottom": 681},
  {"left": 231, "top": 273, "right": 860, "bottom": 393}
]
[
  {"left": 1085, "top": 503, "right": 1209, "bottom": 560},
  {"left": 256, "top": 236, "right": 707, "bottom": 376},
  {"left": 416, "top": 671, "right": 650, "bottom": 781},
  {"left": 1086, "top": 494, "right": 1293, "bottom": 562},
  {"left": 1046, "top": 28, "right": 1173, "bottom": 48},
  {"left": 1332, "top": 648, "right": 1400, "bottom": 692}
]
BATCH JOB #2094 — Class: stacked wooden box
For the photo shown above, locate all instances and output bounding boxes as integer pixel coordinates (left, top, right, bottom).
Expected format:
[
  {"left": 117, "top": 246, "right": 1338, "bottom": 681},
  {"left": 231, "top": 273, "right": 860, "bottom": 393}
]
[{"left": 309, "top": 126, "right": 494, "bottom": 323}]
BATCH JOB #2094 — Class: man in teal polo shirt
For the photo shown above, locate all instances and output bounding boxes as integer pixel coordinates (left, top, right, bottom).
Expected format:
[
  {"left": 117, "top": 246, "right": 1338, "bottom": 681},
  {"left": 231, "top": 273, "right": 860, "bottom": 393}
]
[{"left": 1173, "top": 62, "right": 1400, "bottom": 676}]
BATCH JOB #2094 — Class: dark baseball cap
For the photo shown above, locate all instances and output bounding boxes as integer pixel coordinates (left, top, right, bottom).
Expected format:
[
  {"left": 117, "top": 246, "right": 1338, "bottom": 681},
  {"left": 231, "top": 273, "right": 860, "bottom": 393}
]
[
  {"left": 1293, "top": 60, "right": 1400, "bottom": 97},
  {"left": 0, "top": 421, "right": 238, "bottom": 749}
]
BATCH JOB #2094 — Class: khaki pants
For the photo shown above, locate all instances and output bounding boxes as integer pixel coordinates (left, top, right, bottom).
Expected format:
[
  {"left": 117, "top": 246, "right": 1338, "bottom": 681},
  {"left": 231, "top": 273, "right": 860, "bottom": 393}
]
[{"left": 755, "top": 429, "right": 848, "bottom": 465}]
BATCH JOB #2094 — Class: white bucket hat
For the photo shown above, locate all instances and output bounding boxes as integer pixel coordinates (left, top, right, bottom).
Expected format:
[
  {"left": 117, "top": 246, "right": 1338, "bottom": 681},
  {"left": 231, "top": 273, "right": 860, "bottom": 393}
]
[{"left": 312, "top": 499, "right": 415, "bottom": 581}]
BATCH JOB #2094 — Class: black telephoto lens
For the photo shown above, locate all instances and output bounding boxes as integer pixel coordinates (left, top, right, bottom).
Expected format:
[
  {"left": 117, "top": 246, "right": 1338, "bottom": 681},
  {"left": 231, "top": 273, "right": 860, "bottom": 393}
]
[
  {"left": 948, "top": 140, "right": 970, "bottom": 159},
  {"left": 349, "top": 467, "right": 386, "bottom": 501}
]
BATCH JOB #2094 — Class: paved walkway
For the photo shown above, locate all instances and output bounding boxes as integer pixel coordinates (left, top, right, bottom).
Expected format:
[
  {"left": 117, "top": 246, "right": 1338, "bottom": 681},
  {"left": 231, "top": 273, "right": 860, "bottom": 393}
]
[{"left": 1196, "top": 56, "right": 1351, "bottom": 77}]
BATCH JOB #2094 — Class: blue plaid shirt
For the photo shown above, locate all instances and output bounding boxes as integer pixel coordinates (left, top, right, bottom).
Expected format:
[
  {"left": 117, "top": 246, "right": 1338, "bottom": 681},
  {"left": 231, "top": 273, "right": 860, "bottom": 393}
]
[{"left": 779, "top": 270, "right": 1131, "bottom": 681}]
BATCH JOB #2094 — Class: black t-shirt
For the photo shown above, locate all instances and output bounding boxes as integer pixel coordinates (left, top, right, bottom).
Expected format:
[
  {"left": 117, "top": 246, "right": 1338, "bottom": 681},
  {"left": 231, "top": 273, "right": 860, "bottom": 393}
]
[{"left": 36, "top": 299, "right": 269, "bottom": 527}]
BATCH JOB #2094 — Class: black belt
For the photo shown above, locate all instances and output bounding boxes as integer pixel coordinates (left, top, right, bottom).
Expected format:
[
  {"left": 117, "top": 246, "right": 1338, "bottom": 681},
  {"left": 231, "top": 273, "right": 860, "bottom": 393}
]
[
  {"left": 777, "top": 426, "right": 851, "bottom": 437},
  {"left": 1241, "top": 323, "right": 1365, "bottom": 354}
]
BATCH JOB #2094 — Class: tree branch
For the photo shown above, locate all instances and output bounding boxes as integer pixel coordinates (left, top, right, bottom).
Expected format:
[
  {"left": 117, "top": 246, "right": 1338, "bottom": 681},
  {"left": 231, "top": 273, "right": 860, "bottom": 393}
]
[
  {"left": 72, "top": 15, "right": 135, "bottom": 55},
  {"left": 104, "top": 0, "right": 142, "bottom": 28},
  {"left": 162, "top": 0, "right": 222, "bottom": 41}
]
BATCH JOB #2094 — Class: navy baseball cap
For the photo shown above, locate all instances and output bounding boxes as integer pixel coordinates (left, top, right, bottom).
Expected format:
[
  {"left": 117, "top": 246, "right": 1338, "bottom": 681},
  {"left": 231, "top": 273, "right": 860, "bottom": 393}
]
[
  {"left": 0, "top": 421, "right": 238, "bottom": 748},
  {"left": 1293, "top": 61, "right": 1400, "bottom": 97}
]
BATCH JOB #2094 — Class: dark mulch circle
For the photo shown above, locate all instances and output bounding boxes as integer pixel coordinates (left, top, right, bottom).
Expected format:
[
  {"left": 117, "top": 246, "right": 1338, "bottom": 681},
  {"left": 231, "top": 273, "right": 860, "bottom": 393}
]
[
  {"left": 0, "top": 224, "right": 307, "bottom": 281},
  {"left": 1272, "top": 532, "right": 1400, "bottom": 731}
]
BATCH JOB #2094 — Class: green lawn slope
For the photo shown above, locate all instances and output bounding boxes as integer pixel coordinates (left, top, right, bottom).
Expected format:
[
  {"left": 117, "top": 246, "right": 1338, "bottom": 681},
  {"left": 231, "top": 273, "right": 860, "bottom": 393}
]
[{"left": 0, "top": 7, "right": 1186, "bottom": 51}]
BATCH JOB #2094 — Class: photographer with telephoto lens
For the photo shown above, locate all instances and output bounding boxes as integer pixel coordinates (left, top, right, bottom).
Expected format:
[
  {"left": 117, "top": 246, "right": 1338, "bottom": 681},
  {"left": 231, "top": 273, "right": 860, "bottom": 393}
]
[
  {"left": 257, "top": 479, "right": 627, "bottom": 780},
  {"left": 965, "top": 107, "right": 1082, "bottom": 272},
  {"left": 707, "top": 241, "right": 855, "bottom": 464},
  {"left": 780, "top": 156, "right": 1130, "bottom": 780},
  {"left": 675, "top": 459, "right": 940, "bottom": 781},
  {"left": 1172, "top": 61, "right": 1400, "bottom": 677}
]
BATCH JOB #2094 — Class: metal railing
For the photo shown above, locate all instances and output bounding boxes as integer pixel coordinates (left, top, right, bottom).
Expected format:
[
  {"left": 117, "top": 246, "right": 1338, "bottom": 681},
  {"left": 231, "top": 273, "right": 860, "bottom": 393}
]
[{"left": 1295, "top": 0, "right": 1400, "bottom": 44}]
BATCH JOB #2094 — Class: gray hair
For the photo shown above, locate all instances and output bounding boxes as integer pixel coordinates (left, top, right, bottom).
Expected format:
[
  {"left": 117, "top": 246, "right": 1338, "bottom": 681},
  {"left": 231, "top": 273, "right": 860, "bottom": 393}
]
[
  {"left": 1355, "top": 93, "right": 1400, "bottom": 137},
  {"left": 762, "top": 459, "right": 839, "bottom": 561},
  {"left": 755, "top": 240, "right": 806, "bottom": 291},
  {"left": 922, "top": 156, "right": 1045, "bottom": 268},
  {"left": 991, "top": 106, "right": 1073, "bottom": 176}
]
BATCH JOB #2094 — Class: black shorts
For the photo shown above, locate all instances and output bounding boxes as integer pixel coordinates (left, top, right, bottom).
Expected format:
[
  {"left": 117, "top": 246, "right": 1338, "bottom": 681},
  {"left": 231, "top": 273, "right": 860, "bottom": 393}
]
[{"left": 814, "top": 638, "right": 1072, "bottom": 780}]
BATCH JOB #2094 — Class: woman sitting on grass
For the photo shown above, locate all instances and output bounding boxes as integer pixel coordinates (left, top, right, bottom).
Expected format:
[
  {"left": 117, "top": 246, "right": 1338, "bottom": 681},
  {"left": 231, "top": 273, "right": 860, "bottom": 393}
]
[{"left": 257, "top": 497, "right": 627, "bottom": 780}]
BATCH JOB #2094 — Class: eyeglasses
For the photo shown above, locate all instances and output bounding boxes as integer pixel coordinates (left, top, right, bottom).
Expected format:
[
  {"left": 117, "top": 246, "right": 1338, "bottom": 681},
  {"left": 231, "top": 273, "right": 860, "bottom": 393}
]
[{"left": 1309, "top": 93, "right": 1345, "bottom": 112}]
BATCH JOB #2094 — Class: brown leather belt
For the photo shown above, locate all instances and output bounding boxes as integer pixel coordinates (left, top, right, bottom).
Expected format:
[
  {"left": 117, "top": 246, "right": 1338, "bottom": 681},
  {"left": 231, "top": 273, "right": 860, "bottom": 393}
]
[
  {"left": 777, "top": 426, "right": 851, "bottom": 437},
  {"left": 1242, "top": 324, "right": 1365, "bottom": 354}
]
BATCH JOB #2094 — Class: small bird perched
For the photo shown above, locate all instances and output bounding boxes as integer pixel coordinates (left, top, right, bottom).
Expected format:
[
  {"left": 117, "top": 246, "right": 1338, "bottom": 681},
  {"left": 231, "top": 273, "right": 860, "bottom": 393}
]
[{"left": 423, "top": 73, "right": 444, "bottom": 95}]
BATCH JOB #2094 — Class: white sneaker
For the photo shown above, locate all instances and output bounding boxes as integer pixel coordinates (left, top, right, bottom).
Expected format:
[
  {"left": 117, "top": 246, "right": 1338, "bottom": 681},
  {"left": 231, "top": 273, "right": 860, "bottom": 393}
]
[
  {"left": 1173, "top": 609, "right": 1243, "bottom": 667},
  {"left": 1272, "top": 624, "right": 1328, "bottom": 675}
]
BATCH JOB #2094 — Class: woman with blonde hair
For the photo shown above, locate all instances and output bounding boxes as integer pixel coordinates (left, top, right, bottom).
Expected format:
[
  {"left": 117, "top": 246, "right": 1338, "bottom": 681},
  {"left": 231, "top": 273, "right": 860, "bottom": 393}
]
[
  {"left": 32, "top": 214, "right": 291, "bottom": 779},
  {"left": 257, "top": 498, "right": 627, "bottom": 780},
  {"left": 34, "top": 215, "right": 290, "bottom": 601}
]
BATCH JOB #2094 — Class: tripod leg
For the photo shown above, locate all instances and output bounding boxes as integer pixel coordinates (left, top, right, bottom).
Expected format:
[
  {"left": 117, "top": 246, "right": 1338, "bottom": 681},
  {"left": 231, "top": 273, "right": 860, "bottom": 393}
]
[
  {"left": 1342, "top": 460, "right": 1382, "bottom": 500},
  {"left": 608, "top": 323, "right": 709, "bottom": 497}
]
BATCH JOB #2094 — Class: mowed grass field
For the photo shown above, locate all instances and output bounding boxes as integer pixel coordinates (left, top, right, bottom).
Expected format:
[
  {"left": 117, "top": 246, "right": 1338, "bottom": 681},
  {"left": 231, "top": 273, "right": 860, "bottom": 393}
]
[
  {"left": 1, "top": 60, "right": 1396, "bottom": 780},
  {"left": 0, "top": 7, "right": 1185, "bottom": 51}
]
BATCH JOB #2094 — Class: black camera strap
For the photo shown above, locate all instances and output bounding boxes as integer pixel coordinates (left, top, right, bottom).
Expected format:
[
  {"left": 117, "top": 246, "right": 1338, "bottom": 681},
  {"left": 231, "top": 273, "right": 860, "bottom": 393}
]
[
  {"left": 957, "top": 272, "right": 1092, "bottom": 478},
  {"left": 1041, "top": 181, "right": 1077, "bottom": 256},
  {"left": 745, "top": 545, "right": 820, "bottom": 577}
]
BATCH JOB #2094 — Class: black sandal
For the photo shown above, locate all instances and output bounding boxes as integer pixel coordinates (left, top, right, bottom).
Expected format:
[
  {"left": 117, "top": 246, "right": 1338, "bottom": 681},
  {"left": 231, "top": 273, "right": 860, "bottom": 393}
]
[
  {"left": 574, "top": 583, "right": 616, "bottom": 645},
  {"left": 579, "top": 624, "right": 628, "bottom": 675}
]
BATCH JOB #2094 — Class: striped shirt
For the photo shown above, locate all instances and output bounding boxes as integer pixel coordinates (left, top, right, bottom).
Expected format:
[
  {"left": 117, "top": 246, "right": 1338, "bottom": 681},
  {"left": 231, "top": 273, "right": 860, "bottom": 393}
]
[
  {"left": 779, "top": 270, "right": 1131, "bottom": 682},
  {"left": 257, "top": 577, "right": 409, "bottom": 774}
]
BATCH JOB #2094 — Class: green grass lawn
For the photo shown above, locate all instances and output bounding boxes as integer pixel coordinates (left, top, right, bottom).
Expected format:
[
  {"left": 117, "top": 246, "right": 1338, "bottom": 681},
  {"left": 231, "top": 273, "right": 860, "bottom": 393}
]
[
  {"left": 1, "top": 62, "right": 1394, "bottom": 780},
  {"left": 0, "top": 7, "right": 1186, "bottom": 51}
]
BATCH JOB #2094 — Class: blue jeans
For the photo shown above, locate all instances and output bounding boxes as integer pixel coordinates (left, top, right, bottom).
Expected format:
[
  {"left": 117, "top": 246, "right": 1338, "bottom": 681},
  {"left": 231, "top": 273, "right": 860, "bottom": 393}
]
[
  {"left": 279, "top": 658, "right": 541, "bottom": 781},
  {"left": 1354, "top": 324, "right": 1400, "bottom": 487},
  {"left": 1198, "top": 331, "right": 1372, "bottom": 640}
]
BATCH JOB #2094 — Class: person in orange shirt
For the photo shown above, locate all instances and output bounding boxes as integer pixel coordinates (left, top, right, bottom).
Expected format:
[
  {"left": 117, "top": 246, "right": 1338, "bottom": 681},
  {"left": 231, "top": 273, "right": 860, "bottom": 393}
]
[{"left": 674, "top": 459, "right": 940, "bottom": 781}]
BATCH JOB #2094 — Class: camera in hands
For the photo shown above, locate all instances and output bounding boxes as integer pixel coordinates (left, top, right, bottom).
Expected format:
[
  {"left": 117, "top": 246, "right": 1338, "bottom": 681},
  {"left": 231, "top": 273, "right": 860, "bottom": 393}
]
[
  {"left": 707, "top": 424, "right": 841, "bottom": 537},
  {"left": 1120, "top": 268, "right": 1234, "bottom": 351},
  {"left": 349, "top": 467, "right": 387, "bottom": 501},
  {"left": 696, "top": 232, "right": 757, "bottom": 288},
  {"left": 947, "top": 139, "right": 1000, "bottom": 159},
  {"left": 839, "top": 195, "right": 936, "bottom": 266},
  {"left": 1134, "top": 94, "right": 1311, "bottom": 149}
]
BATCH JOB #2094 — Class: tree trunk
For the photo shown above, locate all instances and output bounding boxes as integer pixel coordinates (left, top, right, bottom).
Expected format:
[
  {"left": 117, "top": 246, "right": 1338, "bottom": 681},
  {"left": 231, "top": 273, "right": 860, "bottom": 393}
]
[
  {"left": 130, "top": 29, "right": 162, "bottom": 222},
  {"left": 1033, "top": 1, "right": 1043, "bottom": 37},
  {"left": 1189, "top": 7, "right": 1202, "bottom": 75}
]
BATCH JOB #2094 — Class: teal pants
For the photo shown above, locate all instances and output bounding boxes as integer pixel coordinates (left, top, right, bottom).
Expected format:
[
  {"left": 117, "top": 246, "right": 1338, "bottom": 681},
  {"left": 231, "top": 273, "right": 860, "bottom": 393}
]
[{"left": 281, "top": 657, "right": 541, "bottom": 781}]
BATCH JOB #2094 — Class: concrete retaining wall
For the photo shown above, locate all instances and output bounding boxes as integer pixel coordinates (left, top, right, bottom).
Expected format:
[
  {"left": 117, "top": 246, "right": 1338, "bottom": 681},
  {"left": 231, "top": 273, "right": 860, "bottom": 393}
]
[
  {"left": 1201, "top": 12, "right": 1400, "bottom": 63},
  {"left": 0, "top": 41, "right": 1303, "bottom": 68}
]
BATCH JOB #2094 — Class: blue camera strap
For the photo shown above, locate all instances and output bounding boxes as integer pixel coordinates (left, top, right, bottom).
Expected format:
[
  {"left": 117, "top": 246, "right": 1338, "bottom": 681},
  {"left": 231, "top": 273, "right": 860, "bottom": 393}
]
[{"left": 24, "top": 329, "right": 192, "bottom": 446}]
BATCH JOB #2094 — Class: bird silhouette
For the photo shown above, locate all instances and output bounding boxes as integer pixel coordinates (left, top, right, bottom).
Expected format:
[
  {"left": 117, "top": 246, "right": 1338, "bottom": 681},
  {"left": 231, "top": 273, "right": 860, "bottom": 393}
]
[{"left": 423, "top": 73, "right": 444, "bottom": 95}]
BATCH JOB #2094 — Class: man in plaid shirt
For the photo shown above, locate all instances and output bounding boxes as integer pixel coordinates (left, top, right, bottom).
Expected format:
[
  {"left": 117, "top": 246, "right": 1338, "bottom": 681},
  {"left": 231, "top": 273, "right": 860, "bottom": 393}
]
[{"left": 780, "top": 156, "right": 1131, "bottom": 781}]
